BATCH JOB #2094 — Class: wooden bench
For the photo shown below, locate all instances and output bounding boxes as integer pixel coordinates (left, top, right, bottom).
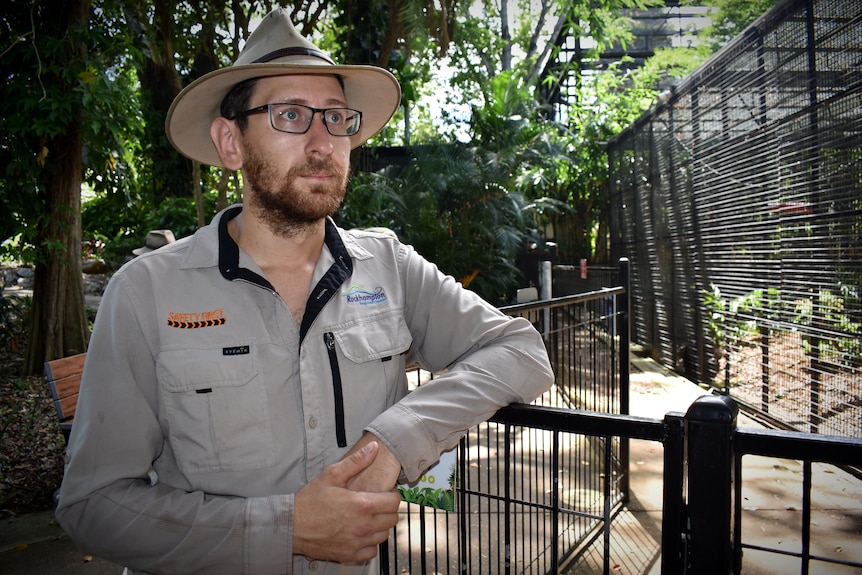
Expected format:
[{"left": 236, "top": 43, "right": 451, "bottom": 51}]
[{"left": 44, "top": 352, "right": 87, "bottom": 442}]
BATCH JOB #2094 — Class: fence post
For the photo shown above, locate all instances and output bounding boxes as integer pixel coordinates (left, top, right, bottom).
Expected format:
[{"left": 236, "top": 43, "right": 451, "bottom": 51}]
[
  {"left": 685, "top": 395, "right": 738, "bottom": 574},
  {"left": 618, "top": 257, "right": 631, "bottom": 414},
  {"left": 540, "top": 260, "right": 552, "bottom": 342},
  {"left": 661, "top": 412, "right": 686, "bottom": 575},
  {"left": 618, "top": 258, "right": 631, "bottom": 500}
]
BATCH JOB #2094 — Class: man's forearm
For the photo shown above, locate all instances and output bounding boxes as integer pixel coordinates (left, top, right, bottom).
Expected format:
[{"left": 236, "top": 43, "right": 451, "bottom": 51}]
[{"left": 343, "top": 432, "right": 402, "bottom": 492}]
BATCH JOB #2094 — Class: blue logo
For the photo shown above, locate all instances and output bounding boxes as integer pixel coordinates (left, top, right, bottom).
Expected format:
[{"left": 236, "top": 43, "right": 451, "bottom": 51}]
[{"left": 344, "top": 285, "right": 388, "bottom": 306}]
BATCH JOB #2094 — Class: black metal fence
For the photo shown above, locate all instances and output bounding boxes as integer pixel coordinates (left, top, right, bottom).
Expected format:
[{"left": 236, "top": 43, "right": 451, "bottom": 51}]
[
  {"left": 381, "top": 391, "right": 862, "bottom": 575},
  {"left": 381, "top": 261, "right": 632, "bottom": 574},
  {"left": 690, "top": 396, "right": 862, "bottom": 575},
  {"left": 379, "top": 255, "right": 862, "bottom": 574},
  {"left": 606, "top": 0, "right": 862, "bottom": 437}
]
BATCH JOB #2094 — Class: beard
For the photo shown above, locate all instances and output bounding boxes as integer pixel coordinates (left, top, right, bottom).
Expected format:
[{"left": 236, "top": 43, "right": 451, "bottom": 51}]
[{"left": 242, "top": 144, "right": 349, "bottom": 237}]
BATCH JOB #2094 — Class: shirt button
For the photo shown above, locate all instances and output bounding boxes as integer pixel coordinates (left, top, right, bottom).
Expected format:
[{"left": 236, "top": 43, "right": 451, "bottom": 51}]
[
  {"left": 308, "top": 416, "right": 318, "bottom": 429},
  {"left": 308, "top": 560, "right": 319, "bottom": 571}
]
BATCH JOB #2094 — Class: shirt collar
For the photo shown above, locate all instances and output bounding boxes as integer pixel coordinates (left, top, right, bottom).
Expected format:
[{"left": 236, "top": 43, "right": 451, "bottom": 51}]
[{"left": 178, "top": 204, "right": 373, "bottom": 274}]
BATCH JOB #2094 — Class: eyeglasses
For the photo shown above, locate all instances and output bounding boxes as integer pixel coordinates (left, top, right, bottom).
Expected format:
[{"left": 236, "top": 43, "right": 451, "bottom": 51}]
[{"left": 229, "top": 103, "right": 362, "bottom": 137}]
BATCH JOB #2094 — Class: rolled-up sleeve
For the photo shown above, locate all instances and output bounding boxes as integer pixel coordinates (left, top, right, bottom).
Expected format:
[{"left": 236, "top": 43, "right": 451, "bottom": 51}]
[{"left": 365, "top": 244, "right": 554, "bottom": 483}]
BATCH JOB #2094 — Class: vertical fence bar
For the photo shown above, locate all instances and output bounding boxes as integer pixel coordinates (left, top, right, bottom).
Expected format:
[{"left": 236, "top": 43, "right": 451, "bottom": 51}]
[
  {"left": 760, "top": 323, "right": 770, "bottom": 413},
  {"left": 723, "top": 319, "right": 732, "bottom": 395},
  {"left": 733, "top": 452, "right": 743, "bottom": 575},
  {"left": 801, "top": 461, "right": 812, "bottom": 575},
  {"left": 504, "top": 424, "right": 512, "bottom": 575},
  {"left": 551, "top": 430, "right": 561, "bottom": 570},
  {"left": 379, "top": 540, "right": 389, "bottom": 575},
  {"left": 541, "top": 260, "right": 552, "bottom": 342},
  {"left": 419, "top": 506, "right": 427, "bottom": 575},
  {"left": 661, "top": 412, "right": 686, "bottom": 575},
  {"left": 458, "top": 435, "right": 468, "bottom": 575},
  {"left": 603, "top": 435, "right": 613, "bottom": 574},
  {"left": 685, "top": 395, "right": 738, "bottom": 574},
  {"left": 618, "top": 258, "right": 631, "bottom": 501}
]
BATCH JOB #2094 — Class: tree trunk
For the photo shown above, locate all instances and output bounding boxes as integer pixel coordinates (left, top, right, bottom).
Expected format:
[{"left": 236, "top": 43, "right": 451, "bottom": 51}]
[
  {"left": 25, "top": 129, "right": 90, "bottom": 372},
  {"left": 23, "top": 0, "right": 91, "bottom": 374},
  {"left": 193, "top": 161, "right": 205, "bottom": 227},
  {"left": 134, "top": 0, "right": 191, "bottom": 205}
]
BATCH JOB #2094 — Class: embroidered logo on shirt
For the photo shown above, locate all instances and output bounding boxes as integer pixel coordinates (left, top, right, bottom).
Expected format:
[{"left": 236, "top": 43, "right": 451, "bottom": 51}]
[
  {"left": 223, "top": 345, "right": 249, "bottom": 356},
  {"left": 167, "top": 309, "right": 226, "bottom": 329},
  {"left": 343, "top": 285, "right": 387, "bottom": 306}
]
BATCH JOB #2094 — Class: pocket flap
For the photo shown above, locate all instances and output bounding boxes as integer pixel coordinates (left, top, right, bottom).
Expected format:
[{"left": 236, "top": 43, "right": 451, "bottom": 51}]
[
  {"left": 332, "top": 312, "right": 412, "bottom": 363},
  {"left": 157, "top": 347, "right": 257, "bottom": 392}
]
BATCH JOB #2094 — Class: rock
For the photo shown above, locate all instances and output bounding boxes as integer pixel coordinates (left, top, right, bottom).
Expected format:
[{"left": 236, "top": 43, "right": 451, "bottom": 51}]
[
  {"left": 82, "top": 274, "right": 109, "bottom": 296},
  {"left": 81, "top": 259, "right": 111, "bottom": 275}
]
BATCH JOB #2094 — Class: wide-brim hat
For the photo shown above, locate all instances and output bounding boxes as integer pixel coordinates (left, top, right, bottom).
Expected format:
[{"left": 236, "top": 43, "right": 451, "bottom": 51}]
[{"left": 166, "top": 8, "right": 401, "bottom": 167}]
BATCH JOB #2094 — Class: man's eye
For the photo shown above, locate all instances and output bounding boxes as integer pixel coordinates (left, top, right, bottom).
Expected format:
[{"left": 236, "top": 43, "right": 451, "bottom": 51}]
[
  {"left": 326, "top": 111, "right": 345, "bottom": 123},
  {"left": 282, "top": 109, "right": 300, "bottom": 121}
]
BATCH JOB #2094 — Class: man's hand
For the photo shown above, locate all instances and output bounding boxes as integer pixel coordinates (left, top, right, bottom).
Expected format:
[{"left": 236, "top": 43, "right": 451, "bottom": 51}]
[
  {"left": 344, "top": 432, "right": 402, "bottom": 493},
  {"left": 293, "top": 442, "right": 401, "bottom": 564}
]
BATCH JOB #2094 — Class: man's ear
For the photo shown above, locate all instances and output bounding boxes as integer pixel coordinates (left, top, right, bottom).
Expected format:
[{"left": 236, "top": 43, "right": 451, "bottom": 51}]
[{"left": 210, "top": 118, "right": 243, "bottom": 170}]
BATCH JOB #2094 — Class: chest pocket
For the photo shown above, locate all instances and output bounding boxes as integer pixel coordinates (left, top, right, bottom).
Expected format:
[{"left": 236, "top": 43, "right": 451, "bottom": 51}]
[
  {"left": 325, "top": 312, "right": 413, "bottom": 447},
  {"left": 157, "top": 347, "right": 274, "bottom": 474}
]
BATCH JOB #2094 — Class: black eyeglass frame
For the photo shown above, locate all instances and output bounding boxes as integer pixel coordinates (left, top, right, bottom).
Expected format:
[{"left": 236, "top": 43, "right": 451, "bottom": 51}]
[{"left": 228, "top": 103, "right": 362, "bottom": 137}]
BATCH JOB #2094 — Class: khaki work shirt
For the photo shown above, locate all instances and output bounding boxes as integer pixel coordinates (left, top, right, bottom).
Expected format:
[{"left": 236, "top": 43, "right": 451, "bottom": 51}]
[{"left": 56, "top": 206, "right": 553, "bottom": 574}]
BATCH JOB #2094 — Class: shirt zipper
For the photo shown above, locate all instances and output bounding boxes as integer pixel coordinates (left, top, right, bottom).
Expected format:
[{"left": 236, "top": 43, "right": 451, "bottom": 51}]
[{"left": 323, "top": 332, "right": 347, "bottom": 448}]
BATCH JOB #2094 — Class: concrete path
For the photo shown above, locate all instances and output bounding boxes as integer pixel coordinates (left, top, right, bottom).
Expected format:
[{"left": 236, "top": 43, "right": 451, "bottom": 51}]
[{"left": 567, "top": 355, "right": 862, "bottom": 575}]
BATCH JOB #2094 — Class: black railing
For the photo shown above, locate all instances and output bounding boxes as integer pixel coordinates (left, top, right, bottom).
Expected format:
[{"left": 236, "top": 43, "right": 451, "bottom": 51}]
[
  {"left": 380, "top": 257, "right": 862, "bottom": 574},
  {"left": 685, "top": 395, "right": 862, "bottom": 575},
  {"left": 381, "top": 260, "right": 632, "bottom": 574},
  {"left": 389, "top": 396, "right": 862, "bottom": 575}
]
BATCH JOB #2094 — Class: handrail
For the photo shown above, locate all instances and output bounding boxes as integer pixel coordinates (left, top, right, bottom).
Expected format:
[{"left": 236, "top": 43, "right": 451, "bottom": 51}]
[
  {"left": 735, "top": 427, "right": 862, "bottom": 468},
  {"left": 500, "top": 286, "right": 625, "bottom": 315},
  {"left": 492, "top": 402, "right": 666, "bottom": 443}
]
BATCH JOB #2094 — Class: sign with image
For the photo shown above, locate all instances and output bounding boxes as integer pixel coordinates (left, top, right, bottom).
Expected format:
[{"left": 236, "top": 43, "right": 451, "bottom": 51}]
[{"left": 397, "top": 448, "right": 456, "bottom": 511}]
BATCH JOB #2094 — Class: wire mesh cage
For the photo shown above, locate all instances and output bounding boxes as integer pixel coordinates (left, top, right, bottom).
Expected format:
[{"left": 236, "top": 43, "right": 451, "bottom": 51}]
[{"left": 608, "top": 0, "right": 861, "bottom": 437}]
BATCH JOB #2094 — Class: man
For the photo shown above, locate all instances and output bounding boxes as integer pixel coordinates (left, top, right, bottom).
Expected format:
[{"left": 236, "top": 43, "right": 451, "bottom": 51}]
[{"left": 57, "top": 8, "right": 553, "bottom": 575}]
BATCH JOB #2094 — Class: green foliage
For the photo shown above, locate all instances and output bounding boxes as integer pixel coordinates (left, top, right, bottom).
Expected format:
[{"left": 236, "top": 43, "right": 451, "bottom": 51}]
[
  {"left": 704, "top": 283, "right": 861, "bottom": 372},
  {"left": 790, "top": 287, "right": 862, "bottom": 368},
  {"left": 396, "top": 461, "right": 457, "bottom": 510},
  {"left": 0, "top": 0, "right": 146, "bottom": 266},
  {"left": 703, "top": 284, "right": 764, "bottom": 352},
  {"left": 426, "top": 0, "right": 707, "bottom": 263},
  {"left": 82, "top": 190, "right": 217, "bottom": 265},
  {"left": 342, "top": 140, "right": 531, "bottom": 304},
  {"left": 341, "top": 72, "right": 567, "bottom": 304},
  {"left": 398, "top": 485, "right": 455, "bottom": 510},
  {"left": 684, "top": 0, "right": 779, "bottom": 51}
]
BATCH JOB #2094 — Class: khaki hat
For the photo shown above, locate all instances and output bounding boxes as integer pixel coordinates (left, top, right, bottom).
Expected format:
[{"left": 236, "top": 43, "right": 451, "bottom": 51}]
[
  {"left": 133, "top": 229, "right": 176, "bottom": 256},
  {"left": 165, "top": 8, "right": 401, "bottom": 167}
]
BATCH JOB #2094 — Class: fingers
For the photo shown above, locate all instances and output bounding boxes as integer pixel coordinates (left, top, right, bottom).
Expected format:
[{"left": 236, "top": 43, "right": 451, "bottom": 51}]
[
  {"left": 327, "top": 441, "right": 379, "bottom": 488},
  {"left": 293, "top": 451, "right": 402, "bottom": 564},
  {"left": 344, "top": 433, "right": 402, "bottom": 493},
  {"left": 294, "top": 492, "right": 401, "bottom": 563}
]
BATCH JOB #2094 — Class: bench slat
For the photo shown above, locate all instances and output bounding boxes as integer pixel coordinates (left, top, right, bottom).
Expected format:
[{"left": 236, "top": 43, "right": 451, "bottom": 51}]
[
  {"left": 44, "top": 352, "right": 87, "bottom": 440},
  {"left": 44, "top": 352, "right": 86, "bottom": 382},
  {"left": 55, "top": 392, "right": 79, "bottom": 422}
]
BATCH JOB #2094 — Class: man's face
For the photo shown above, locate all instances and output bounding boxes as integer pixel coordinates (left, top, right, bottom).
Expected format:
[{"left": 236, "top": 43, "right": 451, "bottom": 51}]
[{"left": 237, "top": 74, "right": 352, "bottom": 235}]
